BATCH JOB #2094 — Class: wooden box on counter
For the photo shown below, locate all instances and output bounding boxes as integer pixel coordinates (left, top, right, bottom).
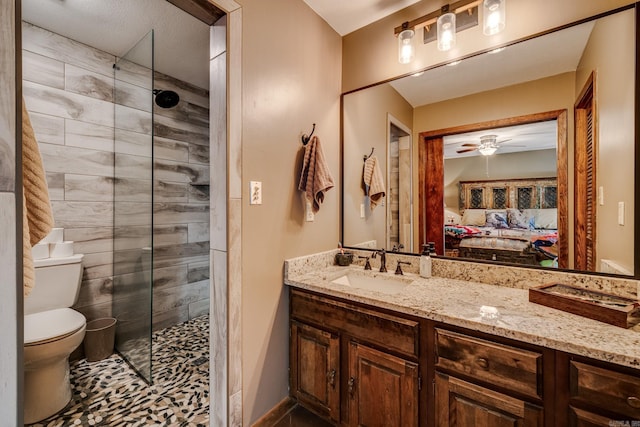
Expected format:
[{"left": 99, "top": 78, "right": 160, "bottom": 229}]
[{"left": 528, "top": 283, "right": 640, "bottom": 328}]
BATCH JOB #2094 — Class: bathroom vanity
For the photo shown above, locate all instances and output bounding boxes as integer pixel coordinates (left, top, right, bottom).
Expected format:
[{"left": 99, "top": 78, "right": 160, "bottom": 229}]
[{"left": 285, "top": 252, "right": 640, "bottom": 426}]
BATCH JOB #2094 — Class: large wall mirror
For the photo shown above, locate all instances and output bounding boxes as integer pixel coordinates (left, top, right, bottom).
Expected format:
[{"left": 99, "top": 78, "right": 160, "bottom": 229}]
[{"left": 342, "top": 5, "right": 637, "bottom": 277}]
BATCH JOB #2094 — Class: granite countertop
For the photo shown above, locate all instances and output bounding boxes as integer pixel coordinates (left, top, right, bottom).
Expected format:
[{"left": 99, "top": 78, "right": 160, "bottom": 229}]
[{"left": 285, "top": 262, "right": 640, "bottom": 370}]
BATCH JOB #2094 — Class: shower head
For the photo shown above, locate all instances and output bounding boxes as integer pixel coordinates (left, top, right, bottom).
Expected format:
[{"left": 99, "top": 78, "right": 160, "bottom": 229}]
[{"left": 153, "top": 89, "right": 180, "bottom": 108}]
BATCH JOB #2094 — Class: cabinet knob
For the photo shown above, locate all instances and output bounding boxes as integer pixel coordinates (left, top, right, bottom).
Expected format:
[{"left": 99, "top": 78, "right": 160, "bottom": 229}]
[
  {"left": 327, "top": 369, "right": 336, "bottom": 388},
  {"left": 627, "top": 396, "right": 640, "bottom": 408},
  {"left": 348, "top": 377, "right": 356, "bottom": 396},
  {"left": 476, "top": 357, "right": 489, "bottom": 369}
]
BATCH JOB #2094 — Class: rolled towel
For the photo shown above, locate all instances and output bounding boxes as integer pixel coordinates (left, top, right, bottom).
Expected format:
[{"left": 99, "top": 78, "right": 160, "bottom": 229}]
[
  {"left": 298, "top": 135, "right": 334, "bottom": 213},
  {"left": 363, "top": 155, "right": 386, "bottom": 210},
  {"left": 22, "top": 100, "right": 54, "bottom": 296}
]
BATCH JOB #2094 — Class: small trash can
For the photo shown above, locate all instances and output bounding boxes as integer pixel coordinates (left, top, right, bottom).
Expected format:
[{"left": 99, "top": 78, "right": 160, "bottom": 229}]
[{"left": 83, "top": 317, "right": 117, "bottom": 362}]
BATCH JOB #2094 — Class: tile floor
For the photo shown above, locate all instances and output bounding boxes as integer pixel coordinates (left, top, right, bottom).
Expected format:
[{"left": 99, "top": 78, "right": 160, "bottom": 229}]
[{"left": 28, "top": 316, "right": 209, "bottom": 427}]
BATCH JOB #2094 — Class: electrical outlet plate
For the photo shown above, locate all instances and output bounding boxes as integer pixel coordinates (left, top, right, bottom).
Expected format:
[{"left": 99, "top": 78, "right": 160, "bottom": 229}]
[
  {"left": 250, "top": 181, "right": 262, "bottom": 205},
  {"left": 305, "top": 200, "right": 315, "bottom": 222}
]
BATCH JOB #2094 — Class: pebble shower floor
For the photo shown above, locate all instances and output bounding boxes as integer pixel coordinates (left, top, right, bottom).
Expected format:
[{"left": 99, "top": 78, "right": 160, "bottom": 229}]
[{"left": 28, "top": 315, "right": 210, "bottom": 427}]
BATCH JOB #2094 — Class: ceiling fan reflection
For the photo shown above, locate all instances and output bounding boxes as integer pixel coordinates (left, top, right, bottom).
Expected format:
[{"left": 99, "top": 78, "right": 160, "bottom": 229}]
[{"left": 456, "top": 134, "right": 524, "bottom": 155}]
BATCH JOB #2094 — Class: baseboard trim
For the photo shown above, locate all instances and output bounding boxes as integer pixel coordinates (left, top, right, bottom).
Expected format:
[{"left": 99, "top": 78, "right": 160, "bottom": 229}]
[{"left": 251, "top": 396, "right": 297, "bottom": 427}]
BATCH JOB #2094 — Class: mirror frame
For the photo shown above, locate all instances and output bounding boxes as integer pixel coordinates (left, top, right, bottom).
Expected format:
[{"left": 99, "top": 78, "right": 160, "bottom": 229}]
[{"left": 340, "top": 3, "right": 640, "bottom": 280}]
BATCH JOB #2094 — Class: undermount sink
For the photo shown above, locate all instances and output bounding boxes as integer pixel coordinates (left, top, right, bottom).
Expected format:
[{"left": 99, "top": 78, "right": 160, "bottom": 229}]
[{"left": 330, "top": 271, "right": 414, "bottom": 294}]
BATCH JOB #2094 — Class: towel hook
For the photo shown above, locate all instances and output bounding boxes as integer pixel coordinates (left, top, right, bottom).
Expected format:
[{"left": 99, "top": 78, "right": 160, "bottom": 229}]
[
  {"left": 363, "top": 147, "right": 375, "bottom": 162},
  {"left": 301, "top": 123, "right": 316, "bottom": 146}
]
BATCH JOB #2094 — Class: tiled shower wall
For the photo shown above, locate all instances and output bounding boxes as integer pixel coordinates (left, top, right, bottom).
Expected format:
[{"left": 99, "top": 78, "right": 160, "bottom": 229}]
[{"left": 22, "top": 22, "right": 210, "bottom": 330}]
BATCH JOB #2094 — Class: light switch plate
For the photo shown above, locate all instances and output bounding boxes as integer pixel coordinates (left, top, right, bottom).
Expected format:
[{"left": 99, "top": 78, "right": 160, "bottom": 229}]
[
  {"left": 598, "top": 186, "right": 604, "bottom": 205},
  {"left": 360, "top": 204, "right": 365, "bottom": 218},
  {"left": 618, "top": 201, "right": 625, "bottom": 225},
  {"left": 250, "top": 181, "right": 262, "bottom": 205}
]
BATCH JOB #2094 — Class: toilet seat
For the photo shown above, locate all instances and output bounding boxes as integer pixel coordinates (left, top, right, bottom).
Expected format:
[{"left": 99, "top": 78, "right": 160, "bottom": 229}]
[{"left": 24, "top": 308, "right": 86, "bottom": 346}]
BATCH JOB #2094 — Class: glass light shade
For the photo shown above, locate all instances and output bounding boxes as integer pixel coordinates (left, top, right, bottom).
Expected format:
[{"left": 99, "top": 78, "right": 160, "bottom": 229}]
[
  {"left": 437, "top": 12, "right": 456, "bottom": 51},
  {"left": 398, "top": 28, "right": 415, "bottom": 64},
  {"left": 479, "top": 146, "right": 497, "bottom": 156},
  {"left": 483, "top": 0, "right": 506, "bottom": 35}
]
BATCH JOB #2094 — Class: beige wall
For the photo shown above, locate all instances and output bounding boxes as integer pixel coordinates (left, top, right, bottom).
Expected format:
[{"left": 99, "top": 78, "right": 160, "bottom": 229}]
[
  {"left": 575, "top": 9, "right": 635, "bottom": 273},
  {"left": 413, "top": 72, "right": 576, "bottom": 258},
  {"left": 342, "top": 0, "right": 635, "bottom": 92},
  {"left": 444, "top": 149, "right": 558, "bottom": 211},
  {"left": 237, "top": 0, "right": 342, "bottom": 423},
  {"left": 343, "top": 83, "right": 413, "bottom": 247}
]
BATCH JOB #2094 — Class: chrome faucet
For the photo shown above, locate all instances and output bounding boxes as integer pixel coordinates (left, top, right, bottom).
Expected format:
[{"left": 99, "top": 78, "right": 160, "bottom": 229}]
[{"left": 371, "top": 249, "right": 387, "bottom": 272}]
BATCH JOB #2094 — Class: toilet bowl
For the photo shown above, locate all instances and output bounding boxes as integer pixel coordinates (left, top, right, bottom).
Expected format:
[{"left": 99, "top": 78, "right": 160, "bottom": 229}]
[{"left": 23, "top": 254, "right": 86, "bottom": 424}]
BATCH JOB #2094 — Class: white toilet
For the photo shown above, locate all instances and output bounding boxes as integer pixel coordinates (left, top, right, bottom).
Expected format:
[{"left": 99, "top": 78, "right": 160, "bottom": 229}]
[{"left": 23, "top": 254, "right": 86, "bottom": 424}]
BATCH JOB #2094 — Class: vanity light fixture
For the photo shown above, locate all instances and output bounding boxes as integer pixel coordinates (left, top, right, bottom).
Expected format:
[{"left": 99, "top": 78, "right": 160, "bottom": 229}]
[
  {"left": 394, "top": 0, "right": 506, "bottom": 63},
  {"left": 398, "top": 22, "right": 415, "bottom": 64},
  {"left": 437, "top": 6, "right": 456, "bottom": 51},
  {"left": 483, "top": 0, "right": 506, "bottom": 35}
]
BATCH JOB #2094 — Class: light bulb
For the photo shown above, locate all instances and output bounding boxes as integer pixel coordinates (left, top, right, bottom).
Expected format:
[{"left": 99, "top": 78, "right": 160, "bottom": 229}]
[
  {"left": 437, "top": 12, "right": 456, "bottom": 51},
  {"left": 483, "top": 0, "right": 506, "bottom": 35},
  {"left": 398, "top": 28, "right": 415, "bottom": 64}
]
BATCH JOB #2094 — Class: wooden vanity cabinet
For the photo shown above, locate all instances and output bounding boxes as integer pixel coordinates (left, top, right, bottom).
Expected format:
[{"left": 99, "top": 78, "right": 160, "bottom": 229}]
[
  {"left": 433, "top": 327, "right": 549, "bottom": 427},
  {"left": 290, "top": 289, "right": 422, "bottom": 426},
  {"left": 555, "top": 353, "right": 640, "bottom": 426}
]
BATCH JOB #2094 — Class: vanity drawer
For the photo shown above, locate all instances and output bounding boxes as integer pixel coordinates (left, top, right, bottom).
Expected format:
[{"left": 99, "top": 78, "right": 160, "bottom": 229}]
[
  {"left": 435, "top": 328, "right": 542, "bottom": 400},
  {"left": 570, "top": 361, "right": 640, "bottom": 419},
  {"left": 290, "top": 290, "right": 419, "bottom": 359}
]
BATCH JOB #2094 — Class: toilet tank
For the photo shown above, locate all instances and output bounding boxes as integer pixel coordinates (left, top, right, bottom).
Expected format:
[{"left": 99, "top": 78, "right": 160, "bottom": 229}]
[{"left": 24, "top": 254, "right": 84, "bottom": 315}]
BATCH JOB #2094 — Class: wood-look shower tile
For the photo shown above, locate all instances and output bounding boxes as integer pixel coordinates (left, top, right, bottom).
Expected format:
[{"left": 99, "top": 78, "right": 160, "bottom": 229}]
[
  {"left": 46, "top": 172, "right": 64, "bottom": 200},
  {"left": 152, "top": 280, "right": 210, "bottom": 314},
  {"left": 188, "top": 182, "right": 210, "bottom": 204},
  {"left": 114, "top": 79, "right": 151, "bottom": 112},
  {"left": 114, "top": 177, "right": 154, "bottom": 203},
  {"left": 65, "top": 174, "right": 114, "bottom": 201},
  {"left": 153, "top": 180, "right": 189, "bottom": 203},
  {"left": 151, "top": 306, "right": 190, "bottom": 332},
  {"left": 189, "top": 142, "right": 210, "bottom": 164},
  {"left": 154, "top": 99, "right": 210, "bottom": 128},
  {"left": 65, "top": 64, "right": 114, "bottom": 102},
  {"left": 75, "top": 276, "right": 113, "bottom": 308},
  {"left": 65, "top": 119, "right": 114, "bottom": 152},
  {"left": 28, "top": 111, "right": 65, "bottom": 145},
  {"left": 64, "top": 227, "right": 114, "bottom": 254},
  {"left": 188, "top": 222, "right": 210, "bottom": 243},
  {"left": 188, "top": 298, "right": 210, "bottom": 319},
  {"left": 154, "top": 114, "right": 209, "bottom": 146},
  {"left": 112, "top": 225, "right": 153, "bottom": 251},
  {"left": 22, "top": 50, "right": 64, "bottom": 89},
  {"left": 22, "top": 22, "right": 115, "bottom": 78},
  {"left": 81, "top": 251, "right": 113, "bottom": 281},
  {"left": 153, "top": 202, "right": 209, "bottom": 224},
  {"left": 153, "top": 224, "right": 190, "bottom": 246},
  {"left": 154, "top": 72, "right": 209, "bottom": 109},
  {"left": 110, "top": 201, "right": 153, "bottom": 227},
  {"left": 73, "top": 300, "right": 112, "bottom": 320},
  {"left": 153, "top": 253, "right": 210, "bottom": 270},
  {"left": 154, "top": 136, "right": 189, "bottom": 162},
  {"left": 153, "top": 265, "right": 189, "bottom": 290},
  {"left": 114, "top": 153, "right": 152, "bottom": 180},
  {"left": 23, "top": 81, "right": 114, "bottom": 127},
  {"left": 51, "top": 200, "right": 113, "bottom": 228},
  {"left": 40, "top": 142, "right": 114, "bottom": 177},
  {"left": 114, "top": 128, "right": 152, "bottom": 157},
  {"left": 115, "top": 58, "right": 152, "bottom": 89},
  {"left": 154, "top": 158, "right": 210, "bottom": 184},
  {"left": 115, "top": 104, "right": 152, "bottom": 134},
  {"left": 188, "top": 261, "right": 210, "bottom": 283}
]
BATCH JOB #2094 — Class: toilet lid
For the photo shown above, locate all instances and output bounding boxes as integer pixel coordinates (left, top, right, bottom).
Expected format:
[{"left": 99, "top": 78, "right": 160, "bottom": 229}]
[{"left": 24, "top": 308, "right": 86, "bottom": 345}]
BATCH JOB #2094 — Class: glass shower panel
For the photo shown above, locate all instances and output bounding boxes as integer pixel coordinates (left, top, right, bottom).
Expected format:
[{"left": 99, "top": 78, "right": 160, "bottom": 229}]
[{"left": 112, "top": 30, "right": 154, "bottom": 383}]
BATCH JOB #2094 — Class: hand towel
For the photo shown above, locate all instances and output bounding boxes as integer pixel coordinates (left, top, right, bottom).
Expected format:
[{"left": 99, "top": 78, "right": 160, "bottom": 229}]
[
  {"left": 298, "top": 135, "right": 334, "bottom": 213},
  {"left": 363, "top": 155, "right": 385, "bottom": 210},
  {"left": 22, "top": 100, "right": 54, "bottom": 296}
]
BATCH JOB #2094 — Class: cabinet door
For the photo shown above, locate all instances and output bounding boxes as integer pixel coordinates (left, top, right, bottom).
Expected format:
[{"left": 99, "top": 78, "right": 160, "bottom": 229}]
[
  {"left": 435, "top": 372, "right": 543, "bottom": 427},
  {"left": 569, "top": 406, "right": 618, "bottom": 427},
  {"left": 290, "top": 322, "right": 340, "bottom": 422},
  {"left": 347, "top": 341, "right": 418, "bottom": 427}
]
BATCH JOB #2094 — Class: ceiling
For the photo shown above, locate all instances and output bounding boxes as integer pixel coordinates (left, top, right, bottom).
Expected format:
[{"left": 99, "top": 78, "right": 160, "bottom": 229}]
[
  {"left": 302, "top": 0, "right": 422, "bottom": 36},
  {"left": 22, "top": 0, "right": 211, "bottom": 89},
  {"left": 443, "top": 121, "right": 558, "bottom": 159}
]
